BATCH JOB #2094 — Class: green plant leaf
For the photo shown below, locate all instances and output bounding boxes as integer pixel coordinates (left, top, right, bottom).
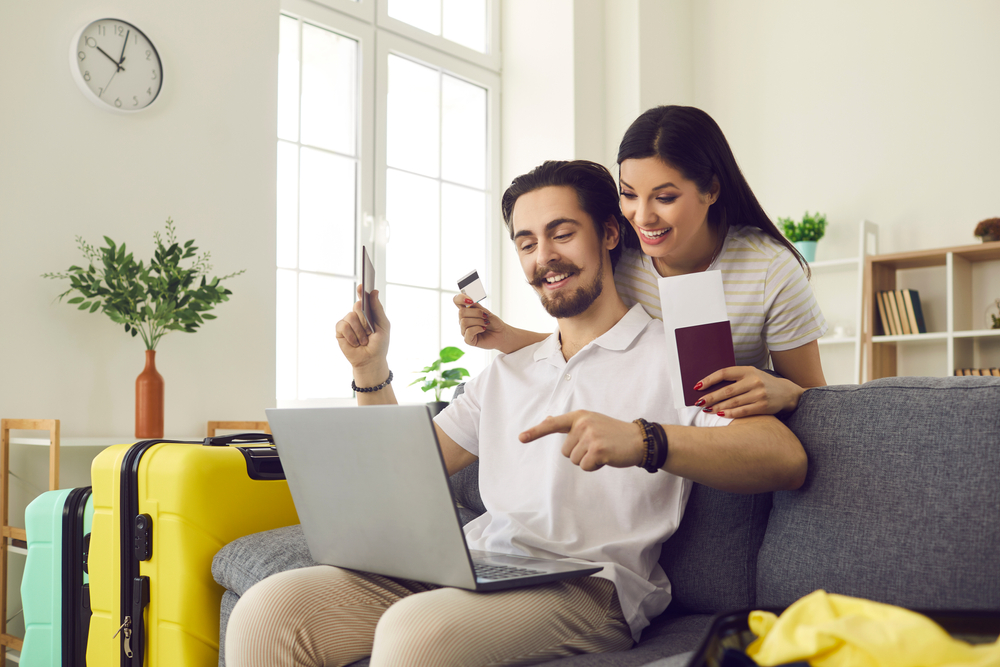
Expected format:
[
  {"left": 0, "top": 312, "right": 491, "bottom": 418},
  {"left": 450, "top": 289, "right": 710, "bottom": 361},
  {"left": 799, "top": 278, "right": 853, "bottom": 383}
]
[
  {"left": 67, "top": 296, "right": 84, "bottom": 304},
  {"left": 439, "top": 346, "right": 464, "bottom": 363},
  {"left": 441, "top": 367, "right": 469, "bottom": 381}
]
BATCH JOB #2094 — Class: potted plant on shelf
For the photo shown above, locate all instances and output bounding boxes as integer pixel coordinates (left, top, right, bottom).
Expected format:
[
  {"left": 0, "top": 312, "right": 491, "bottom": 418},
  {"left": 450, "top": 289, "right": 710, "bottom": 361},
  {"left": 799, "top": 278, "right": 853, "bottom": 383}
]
[
  {"left": 974, "top": 217, "right": 1000, "bottom": 243},
  {"left": 43, "top": 218, "right": 244, "bottom": 438},
  {"left": 410, "top": 346, "right": 470, "bottom": 417},
  {"left": 779, "top": 211, "right": 828, "bottom": 263}
]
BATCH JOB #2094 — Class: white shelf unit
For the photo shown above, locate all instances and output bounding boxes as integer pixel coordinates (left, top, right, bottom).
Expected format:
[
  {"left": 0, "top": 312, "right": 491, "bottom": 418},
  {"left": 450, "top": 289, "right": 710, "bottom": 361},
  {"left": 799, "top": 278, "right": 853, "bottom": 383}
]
[
  {"left": 863, "top": 240, "right": 1000, "bottom": 380},
  {"left": 810, "top": 219, "right": 879, "bottom": 385}
]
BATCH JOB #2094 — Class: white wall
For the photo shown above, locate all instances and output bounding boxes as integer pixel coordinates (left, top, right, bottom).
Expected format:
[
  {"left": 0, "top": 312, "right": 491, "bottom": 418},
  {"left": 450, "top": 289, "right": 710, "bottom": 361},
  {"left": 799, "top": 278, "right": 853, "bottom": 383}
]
[
  {"left": 0, "top": 2, "right": 279, "bottom": 437},
  {"left": 693, "top": 0, "right": 1000, "bottom": 259},
  {"left": 500, "top": 0, "right": 1000, "bottom": 372}
]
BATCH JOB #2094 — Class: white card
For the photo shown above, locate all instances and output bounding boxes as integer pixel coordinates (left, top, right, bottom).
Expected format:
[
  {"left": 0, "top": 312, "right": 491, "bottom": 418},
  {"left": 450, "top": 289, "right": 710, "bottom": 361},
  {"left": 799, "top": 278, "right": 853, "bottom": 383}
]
[{"left": 658, "top": 270, "right": 729, "bottom": 409}]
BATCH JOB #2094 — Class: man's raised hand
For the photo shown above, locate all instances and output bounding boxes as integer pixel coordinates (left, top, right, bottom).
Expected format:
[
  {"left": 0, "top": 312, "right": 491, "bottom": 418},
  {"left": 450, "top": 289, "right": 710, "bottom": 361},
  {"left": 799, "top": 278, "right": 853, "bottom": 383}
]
[
  {"left": 519, "top": 411, "right": 646, "bottom": 472},
  {"left": 335, "top": 285, "right": 391, "bottom": 372}
]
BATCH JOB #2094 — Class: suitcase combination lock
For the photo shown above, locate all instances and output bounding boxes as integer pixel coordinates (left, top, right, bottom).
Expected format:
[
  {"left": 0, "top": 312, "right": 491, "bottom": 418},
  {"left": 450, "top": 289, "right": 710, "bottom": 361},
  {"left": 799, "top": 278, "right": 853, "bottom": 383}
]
[{"left": 134, "top": 513, "right": 153, "bottom": 561}]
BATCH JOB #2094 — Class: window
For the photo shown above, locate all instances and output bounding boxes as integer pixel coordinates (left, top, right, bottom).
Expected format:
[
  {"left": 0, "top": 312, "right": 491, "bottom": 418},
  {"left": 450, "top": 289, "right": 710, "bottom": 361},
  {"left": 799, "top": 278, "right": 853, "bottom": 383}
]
[{"left": 276, "top": 0, "right": 500, "bottom": 406}]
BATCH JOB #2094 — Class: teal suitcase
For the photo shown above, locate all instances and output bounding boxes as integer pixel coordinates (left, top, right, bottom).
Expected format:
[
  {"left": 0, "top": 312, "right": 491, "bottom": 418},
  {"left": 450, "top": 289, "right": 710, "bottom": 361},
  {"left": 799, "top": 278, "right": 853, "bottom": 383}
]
[{"left": 21, "top": 487, "right": 94, "bottom": 667}]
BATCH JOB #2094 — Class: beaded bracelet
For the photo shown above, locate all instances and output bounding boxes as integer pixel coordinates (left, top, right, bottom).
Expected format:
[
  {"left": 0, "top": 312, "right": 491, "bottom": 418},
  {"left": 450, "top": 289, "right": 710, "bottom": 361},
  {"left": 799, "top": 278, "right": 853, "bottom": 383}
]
[
  {"left": 352, "top": 370, "right": 393, "bottom": 393},
  {"left": 633, "top": 418, "right": 657, "bottom": 472}
]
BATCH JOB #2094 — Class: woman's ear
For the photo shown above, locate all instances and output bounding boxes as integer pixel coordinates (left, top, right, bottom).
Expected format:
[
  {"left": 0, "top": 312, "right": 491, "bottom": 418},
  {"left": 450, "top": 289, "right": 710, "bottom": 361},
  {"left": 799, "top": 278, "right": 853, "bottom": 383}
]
[{"left": 708, "top": 175, "right": 721, "bottom": 203}]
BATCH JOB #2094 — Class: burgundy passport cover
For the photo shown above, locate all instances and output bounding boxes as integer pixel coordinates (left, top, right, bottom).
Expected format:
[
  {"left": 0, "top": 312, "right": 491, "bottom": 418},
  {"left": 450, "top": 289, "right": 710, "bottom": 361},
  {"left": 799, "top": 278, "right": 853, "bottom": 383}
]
[{"left": 675, "top": 320, "right": 736, "bottom": 406}]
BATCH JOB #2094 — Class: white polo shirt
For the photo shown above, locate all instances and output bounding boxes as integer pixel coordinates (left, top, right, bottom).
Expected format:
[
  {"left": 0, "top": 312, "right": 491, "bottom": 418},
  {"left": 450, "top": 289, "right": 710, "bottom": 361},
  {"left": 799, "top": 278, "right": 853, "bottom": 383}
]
[{"left": 434, "top": 303, "right": 730, "bottom": 640}]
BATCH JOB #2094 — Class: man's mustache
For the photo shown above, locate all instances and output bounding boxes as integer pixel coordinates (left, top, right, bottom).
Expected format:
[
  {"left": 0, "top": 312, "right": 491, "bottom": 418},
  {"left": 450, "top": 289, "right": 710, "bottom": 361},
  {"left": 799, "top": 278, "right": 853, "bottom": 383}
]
[{"left": 528, "top": 262, "right": 582, "bottom": 288}]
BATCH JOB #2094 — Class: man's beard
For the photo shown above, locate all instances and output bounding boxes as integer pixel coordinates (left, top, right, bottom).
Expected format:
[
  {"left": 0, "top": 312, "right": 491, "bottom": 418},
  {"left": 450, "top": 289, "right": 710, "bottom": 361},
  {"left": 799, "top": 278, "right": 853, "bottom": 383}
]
[{"left": 529, "top": 254, "right": 604, "bottom": 319}]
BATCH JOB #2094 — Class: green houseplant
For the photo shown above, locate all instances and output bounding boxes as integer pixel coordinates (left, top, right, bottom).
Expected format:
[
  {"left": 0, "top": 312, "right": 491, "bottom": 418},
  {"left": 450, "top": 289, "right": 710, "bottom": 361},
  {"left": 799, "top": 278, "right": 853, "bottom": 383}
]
[
  {"left": 410, "top": 346, "right": 470, "bottom": 416},
  {"left": 779, "top": 211, "right": 828, "bottom": 262},
  {"left": 43, "top": 218, "right": 244, "bottom": 437}
]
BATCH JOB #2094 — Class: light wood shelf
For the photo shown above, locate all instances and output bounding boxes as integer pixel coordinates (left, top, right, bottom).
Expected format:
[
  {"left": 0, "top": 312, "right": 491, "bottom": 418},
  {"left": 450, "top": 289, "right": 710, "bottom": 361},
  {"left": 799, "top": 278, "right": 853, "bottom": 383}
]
[{"left": 863, "top": 239, "right": 1000, "bottom": 380}]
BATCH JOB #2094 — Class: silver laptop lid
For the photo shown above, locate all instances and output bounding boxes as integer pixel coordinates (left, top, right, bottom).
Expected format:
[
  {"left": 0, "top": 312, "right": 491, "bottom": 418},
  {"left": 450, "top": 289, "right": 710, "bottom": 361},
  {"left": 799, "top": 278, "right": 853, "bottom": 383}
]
[{"left": 266, "top": 405, "right": 477, "bottom": 589}]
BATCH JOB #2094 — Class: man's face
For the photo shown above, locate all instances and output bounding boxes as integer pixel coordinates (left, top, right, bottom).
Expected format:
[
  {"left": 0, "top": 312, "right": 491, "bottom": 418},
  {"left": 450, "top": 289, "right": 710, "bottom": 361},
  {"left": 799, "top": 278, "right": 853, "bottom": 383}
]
[{"left": 511, "top": 186, "right": 615, "bottom": 319}]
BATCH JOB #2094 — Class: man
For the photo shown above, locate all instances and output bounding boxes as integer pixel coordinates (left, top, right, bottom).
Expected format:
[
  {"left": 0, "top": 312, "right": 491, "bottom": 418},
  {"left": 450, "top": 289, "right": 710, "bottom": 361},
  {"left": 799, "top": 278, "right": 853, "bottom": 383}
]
[{"left": 226, "top": 160, "right": 806, "bottom": 667}]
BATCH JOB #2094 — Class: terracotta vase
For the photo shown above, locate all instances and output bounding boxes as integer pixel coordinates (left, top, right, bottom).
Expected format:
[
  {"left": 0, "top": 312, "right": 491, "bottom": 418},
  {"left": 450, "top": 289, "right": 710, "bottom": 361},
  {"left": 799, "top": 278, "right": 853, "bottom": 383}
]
[{"left": 135, "top": 349, "right": 165, "bottom": 439}]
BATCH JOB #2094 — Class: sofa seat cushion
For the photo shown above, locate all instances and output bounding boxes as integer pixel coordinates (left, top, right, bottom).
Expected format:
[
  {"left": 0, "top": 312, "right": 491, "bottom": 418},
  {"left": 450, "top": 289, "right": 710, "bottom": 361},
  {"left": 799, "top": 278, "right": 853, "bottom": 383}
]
[{"left": 759, "top": 376, "right": 1000, "bottom": 610}]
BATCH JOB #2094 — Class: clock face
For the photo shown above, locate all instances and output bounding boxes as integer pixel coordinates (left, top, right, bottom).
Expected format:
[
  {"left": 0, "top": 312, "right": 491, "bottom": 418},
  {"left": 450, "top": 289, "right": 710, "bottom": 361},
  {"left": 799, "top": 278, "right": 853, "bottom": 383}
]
[{"left": 70, "top": 19, "right": 163, "bottom": 112}]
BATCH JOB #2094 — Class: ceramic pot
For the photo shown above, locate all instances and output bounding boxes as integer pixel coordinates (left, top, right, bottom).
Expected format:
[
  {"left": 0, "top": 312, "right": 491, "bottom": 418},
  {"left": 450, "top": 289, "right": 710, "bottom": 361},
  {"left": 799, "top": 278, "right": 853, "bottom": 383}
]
[
  {"left": 980, "top": 233, "right": 1000, "bottom": 243},
  {"left": 426, "top": 401, "right": 449, "bottom": 417},
  {"left": 136, "top": 349, "right": 164, "bottom": 438},
  {"left": 794, "top": 240, "right": 818, "bottom": 263}
]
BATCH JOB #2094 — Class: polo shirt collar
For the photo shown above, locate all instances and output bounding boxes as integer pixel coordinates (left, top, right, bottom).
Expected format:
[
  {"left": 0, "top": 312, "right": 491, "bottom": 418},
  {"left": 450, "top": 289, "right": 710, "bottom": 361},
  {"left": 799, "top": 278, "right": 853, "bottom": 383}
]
[{"left": 533, "top": 303, "right": 653, "bottom": 362}]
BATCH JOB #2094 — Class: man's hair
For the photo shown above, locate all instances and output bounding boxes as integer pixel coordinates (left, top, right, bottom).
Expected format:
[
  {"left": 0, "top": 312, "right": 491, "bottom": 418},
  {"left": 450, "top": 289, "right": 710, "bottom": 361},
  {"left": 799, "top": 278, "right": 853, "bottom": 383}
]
[{"left": 500, "top": 160, "right": 625, "bottom": 270}]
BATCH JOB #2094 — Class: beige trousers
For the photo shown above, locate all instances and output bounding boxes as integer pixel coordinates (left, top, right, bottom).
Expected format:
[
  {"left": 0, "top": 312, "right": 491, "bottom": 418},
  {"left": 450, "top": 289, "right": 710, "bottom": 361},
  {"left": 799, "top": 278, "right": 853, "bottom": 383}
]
[{"left": 225, "top": 565, "right": 633, "bottom": 667}]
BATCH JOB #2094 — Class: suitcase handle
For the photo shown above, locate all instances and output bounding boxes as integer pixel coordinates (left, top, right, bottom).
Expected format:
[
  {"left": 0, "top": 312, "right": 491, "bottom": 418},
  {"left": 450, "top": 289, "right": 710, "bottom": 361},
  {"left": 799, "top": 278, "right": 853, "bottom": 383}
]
[{"left": 203, "top": 432, "right": 274, "bottom": 447}]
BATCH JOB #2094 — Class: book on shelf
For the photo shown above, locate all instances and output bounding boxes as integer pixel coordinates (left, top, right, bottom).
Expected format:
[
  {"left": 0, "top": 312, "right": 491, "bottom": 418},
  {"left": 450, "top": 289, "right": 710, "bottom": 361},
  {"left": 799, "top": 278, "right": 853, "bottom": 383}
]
[
  {"left": 875, "top": 289, "right": 927, "bottom": 336},
  {"left": 899, "top": 289, "right": 927, "bottom": 334},
  {"left": 885, "top": 290, "right": 904, "bottom": 335},
  {"left": 893, "top": 291, "right": 912, "bottom": 335},
  {"left": 954, "top": 368, "right": 1000, "bottom": 376},
  {"left": 875, "top": 291, "right": 892, "bottom": 335}
]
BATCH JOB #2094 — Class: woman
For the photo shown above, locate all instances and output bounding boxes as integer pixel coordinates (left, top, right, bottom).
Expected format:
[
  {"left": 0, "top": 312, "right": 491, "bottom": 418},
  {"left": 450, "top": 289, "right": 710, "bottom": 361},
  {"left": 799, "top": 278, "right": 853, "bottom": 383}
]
[{"left": 456, "top": 106, "right": 827, "bottom": 418}]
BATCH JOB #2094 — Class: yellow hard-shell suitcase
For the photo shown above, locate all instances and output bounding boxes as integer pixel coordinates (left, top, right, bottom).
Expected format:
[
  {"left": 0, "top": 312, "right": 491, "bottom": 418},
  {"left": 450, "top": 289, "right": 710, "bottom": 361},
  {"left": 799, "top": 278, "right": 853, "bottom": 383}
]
[{"left": 87, "top": 435, "right": 299, "bottom": 667}]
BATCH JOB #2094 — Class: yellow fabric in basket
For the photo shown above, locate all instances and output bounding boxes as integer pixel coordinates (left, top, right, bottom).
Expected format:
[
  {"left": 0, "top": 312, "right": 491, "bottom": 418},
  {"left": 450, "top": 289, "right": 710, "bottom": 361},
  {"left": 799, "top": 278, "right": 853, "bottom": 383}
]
[{"left": 746, "top": 590, "right": 1000, "bottom": 667}]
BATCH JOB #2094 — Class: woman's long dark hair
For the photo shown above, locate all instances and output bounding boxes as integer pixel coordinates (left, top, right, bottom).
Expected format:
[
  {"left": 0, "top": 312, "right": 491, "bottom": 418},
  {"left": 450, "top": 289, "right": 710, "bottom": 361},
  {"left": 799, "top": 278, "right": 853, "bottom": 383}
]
[{"left": 616, "top": 105, "right": 808, "bottom": 276}]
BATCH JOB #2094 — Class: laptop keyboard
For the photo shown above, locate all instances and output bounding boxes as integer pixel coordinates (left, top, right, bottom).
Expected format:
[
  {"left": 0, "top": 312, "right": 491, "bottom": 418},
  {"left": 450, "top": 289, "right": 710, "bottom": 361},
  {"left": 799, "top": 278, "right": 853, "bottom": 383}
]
[{"left": 474, "top": 562, "right": 546, "bottom": 581}]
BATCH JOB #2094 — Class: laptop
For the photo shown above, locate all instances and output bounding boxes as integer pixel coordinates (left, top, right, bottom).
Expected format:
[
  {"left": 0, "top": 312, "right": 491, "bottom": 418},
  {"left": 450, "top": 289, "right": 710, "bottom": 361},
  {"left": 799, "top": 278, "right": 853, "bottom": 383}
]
[{"left": 266, "top": 404, "right": 602, "bottom": 591}]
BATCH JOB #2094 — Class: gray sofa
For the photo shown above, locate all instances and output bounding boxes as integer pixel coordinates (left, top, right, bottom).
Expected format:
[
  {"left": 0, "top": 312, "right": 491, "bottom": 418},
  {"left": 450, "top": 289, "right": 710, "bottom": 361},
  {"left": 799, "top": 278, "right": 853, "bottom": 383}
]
[{"left": 213, "top": 376, "right": 1000, "bottom": 666}]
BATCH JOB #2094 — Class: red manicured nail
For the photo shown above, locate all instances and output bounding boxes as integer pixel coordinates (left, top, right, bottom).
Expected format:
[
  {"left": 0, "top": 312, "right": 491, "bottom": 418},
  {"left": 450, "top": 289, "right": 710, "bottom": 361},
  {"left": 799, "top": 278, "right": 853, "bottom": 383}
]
[
  {"left": 695, "top": 399, "right": 705, "bottom": 406},
  {"left": 465, "top": 298, "right": 473, "bottom": 304},
  {"left": 702, "top": 408, "right": 712, "bottom": 413},
  {"left": 693, "top": 382, "right": 703, "bottom": 391},
  {"left": 717, "top": 411, "right": 725, "bottom": 417}
]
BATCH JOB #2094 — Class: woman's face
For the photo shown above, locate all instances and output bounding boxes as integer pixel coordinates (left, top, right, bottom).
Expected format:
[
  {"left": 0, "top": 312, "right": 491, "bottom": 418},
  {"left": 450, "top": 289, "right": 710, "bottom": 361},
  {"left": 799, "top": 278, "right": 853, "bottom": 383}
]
[{"left": 619, "top": 156, "right": 719, "bottom": 272}]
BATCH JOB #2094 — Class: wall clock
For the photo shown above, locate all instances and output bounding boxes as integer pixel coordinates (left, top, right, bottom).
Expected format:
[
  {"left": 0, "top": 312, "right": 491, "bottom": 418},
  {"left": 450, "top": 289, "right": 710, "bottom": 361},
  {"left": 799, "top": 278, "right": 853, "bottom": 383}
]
[{"left": 69, "top": 18, "right": 163, "bottom": 112}]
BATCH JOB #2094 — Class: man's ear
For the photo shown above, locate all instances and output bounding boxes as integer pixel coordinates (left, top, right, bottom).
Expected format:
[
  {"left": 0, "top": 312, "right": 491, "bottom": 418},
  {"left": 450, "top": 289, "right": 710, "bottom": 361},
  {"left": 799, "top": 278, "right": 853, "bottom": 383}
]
[{"left": 603, "top": 216, "right": 621, "bottom": 250}]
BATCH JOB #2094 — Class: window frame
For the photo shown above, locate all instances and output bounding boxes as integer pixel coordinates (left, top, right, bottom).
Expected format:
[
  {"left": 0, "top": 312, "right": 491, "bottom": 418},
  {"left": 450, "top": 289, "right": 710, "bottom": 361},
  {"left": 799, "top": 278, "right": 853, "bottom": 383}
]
[{"left": 277, "top": 0, "right": 502, "bottom": 407}]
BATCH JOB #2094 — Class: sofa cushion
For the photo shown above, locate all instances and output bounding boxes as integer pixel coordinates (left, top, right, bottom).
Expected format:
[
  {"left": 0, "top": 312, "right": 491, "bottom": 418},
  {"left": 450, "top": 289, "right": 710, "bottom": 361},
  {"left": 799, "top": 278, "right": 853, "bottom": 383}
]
[
  {"left": 658, "top": 485, "right": 772, "bottom": 614},
  {"left": 758, "top": 376, "right": 1000, "bottom": 609}
]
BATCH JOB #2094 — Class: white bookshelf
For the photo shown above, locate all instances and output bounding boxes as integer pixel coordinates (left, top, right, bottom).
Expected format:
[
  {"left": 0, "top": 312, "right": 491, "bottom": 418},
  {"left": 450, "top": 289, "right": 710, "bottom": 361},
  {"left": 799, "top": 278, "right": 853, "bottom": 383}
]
[{"left": 811, "top": 219, "right": 879, "bottom": 385}]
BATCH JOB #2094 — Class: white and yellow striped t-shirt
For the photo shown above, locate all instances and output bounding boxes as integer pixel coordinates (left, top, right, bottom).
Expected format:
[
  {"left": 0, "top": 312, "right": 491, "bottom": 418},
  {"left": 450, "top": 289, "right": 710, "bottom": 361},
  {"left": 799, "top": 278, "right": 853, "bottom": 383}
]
[{"left": 613, "top": 225, "right": 828, "bottom": 370}]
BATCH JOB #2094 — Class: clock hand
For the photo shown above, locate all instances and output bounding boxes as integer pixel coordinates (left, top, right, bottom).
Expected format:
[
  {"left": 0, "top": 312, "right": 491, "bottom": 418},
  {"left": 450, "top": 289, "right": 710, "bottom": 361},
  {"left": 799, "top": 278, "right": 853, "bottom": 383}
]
[
  {"left": 97, "top": 45, "right": 124, "bottom": 72},
  {"left": 102, "top": 70, "right": 118, "bottom": 97},
  {"left": 119, "top": 29, "right": 130, "bottom": 66}
]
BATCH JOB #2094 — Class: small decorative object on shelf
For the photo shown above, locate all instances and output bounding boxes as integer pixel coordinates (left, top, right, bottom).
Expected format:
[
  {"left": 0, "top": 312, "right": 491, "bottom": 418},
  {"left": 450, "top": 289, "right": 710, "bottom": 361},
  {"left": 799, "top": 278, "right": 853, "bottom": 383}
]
[
  {"left": 779, "top": 211, "right": 827, "bottom": 263},
  {"left": 410, "top": 346, "right": 470, "bottom": 417},
  {"left": 954, "top": 368, "right": 1000, "bottom": 377},
  {"left": 988, "top": 297, "right": 1000, "bottom": 330},
  {"left": 43, "top": 218, "right": 245, "bottom": 438},
  {"left": 974, "top": 217, "right": 1000, "bottom": 243}
]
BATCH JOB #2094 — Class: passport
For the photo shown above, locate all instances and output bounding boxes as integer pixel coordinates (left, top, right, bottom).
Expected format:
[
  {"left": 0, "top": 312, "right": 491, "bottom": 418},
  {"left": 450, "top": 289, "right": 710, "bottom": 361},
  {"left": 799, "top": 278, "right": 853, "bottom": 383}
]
[{"left": 674, "top": 320, "right": 736, "bottom": 406}]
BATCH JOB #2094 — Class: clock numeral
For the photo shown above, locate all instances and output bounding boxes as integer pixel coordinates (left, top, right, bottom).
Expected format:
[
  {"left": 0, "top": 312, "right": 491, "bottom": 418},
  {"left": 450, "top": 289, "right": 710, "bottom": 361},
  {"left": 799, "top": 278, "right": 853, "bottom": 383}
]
[
  {"left": 133, "top": 96, "right": 139, "bottom": 106},
  {"left": 115, "top": 98, "right": 122, "bottom": 108},
  {"left": 78, "top": 51, "right": 86, "bottom": 61},
  {"left": 151, "top": 69, "right": 157, "bottom": 80},
  {"left": 115, "top": 24, "right": 125, "bottom": 36},
  {"left": 97, "top": 25, "right": 106, "bottom": 36},
  {"left": 98, "top": 87, "right": 104, "bottom": 96},
  {"left": 83, "top": 71, "right": 91, "bottom": 82},
  {"left": 146, "top": 50, "right": 152, "bottom": 61},
  {"left": 85, "top": 37, "right": 97, "bottom": 48},
  {"left": 147, "top": 87, "right": 152, "bottom": 95}
]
